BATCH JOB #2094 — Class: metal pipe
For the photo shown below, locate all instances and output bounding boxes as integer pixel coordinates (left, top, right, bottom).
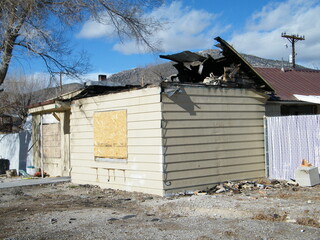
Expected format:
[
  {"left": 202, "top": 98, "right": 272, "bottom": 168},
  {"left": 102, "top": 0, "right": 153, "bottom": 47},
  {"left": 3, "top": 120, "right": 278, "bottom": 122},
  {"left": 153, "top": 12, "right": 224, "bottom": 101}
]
[{"left": 40, "top": 115, "right": 44, "bottom": 178}]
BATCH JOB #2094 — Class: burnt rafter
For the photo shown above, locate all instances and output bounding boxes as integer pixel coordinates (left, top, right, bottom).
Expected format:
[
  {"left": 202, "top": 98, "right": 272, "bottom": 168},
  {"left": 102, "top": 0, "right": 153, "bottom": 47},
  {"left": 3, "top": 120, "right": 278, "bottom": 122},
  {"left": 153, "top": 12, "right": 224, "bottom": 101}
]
[{"left": 159, "top": 37, "right": 274, "bottom": 92}]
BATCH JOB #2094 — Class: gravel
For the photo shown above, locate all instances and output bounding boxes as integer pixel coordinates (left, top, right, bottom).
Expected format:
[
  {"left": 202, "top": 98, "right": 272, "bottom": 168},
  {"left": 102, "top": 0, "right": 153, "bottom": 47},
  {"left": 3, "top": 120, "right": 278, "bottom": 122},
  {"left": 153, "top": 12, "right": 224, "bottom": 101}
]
[{"left": 0, "top": 180, "right": 319, "bottom": 240}]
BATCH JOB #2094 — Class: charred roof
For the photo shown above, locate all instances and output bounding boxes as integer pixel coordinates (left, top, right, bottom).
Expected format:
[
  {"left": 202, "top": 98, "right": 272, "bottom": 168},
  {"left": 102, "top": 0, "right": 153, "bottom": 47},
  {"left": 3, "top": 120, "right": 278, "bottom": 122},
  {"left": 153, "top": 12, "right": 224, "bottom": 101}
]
[{"left": 160, "top": 37, "right": 274, "bottom": 92}]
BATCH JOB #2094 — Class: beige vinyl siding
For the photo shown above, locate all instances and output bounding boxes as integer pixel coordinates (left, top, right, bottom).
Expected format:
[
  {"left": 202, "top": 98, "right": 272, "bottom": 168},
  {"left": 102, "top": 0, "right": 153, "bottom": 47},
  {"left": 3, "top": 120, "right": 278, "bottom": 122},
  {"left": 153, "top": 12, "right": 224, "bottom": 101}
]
[
  {"left": 162, "top": 86, "right": 267, "bottom": 193},
  {"left": 70, "top": 87, "right": 164, "bottom": 195}
]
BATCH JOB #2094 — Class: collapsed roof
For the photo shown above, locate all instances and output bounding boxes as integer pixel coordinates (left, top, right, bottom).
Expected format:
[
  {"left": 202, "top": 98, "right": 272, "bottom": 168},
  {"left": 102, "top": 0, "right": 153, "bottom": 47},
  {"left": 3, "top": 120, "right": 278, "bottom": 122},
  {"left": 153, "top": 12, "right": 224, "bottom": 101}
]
[{"left": 160, "top": 37, "right": 274, "bottom": 92}]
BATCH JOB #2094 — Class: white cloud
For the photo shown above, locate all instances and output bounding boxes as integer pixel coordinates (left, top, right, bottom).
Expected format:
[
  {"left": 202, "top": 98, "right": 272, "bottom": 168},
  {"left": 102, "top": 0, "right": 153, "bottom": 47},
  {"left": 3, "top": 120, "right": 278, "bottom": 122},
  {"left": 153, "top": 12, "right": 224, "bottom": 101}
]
[
  {"left": 77, "top": 19, "right": 116, "bottom": 38},
  {"left": 229, "top": 0, "right": 320, "bottom": 68},
  {"left": 78, "top": 1, "right": 227, "bottom": 54}
]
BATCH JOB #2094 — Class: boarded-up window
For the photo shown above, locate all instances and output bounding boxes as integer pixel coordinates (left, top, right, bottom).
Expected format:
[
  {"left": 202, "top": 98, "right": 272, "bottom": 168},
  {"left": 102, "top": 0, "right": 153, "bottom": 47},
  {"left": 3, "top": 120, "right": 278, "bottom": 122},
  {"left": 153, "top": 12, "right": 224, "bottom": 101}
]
[
  {"left": 43, "top": 123, "right": 61, "bottom": 158},
  {"left": 94, "top": 110, "right": 128, "bottom": 159}
]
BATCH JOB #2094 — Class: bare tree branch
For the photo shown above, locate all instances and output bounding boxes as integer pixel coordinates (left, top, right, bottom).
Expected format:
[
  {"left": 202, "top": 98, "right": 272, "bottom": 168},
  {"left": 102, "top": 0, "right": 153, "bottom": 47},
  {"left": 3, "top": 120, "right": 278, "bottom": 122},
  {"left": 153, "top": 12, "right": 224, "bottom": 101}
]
[{"left": 0, "top": 0, "right": 164, "bottom": 86}]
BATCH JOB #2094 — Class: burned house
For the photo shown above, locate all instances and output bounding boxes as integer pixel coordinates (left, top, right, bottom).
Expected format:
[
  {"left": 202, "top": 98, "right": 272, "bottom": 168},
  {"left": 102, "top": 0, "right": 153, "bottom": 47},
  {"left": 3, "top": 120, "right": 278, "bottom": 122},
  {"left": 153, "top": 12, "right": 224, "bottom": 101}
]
[{"left": 29, "top": 37, "right": 276, "bottom": 196}]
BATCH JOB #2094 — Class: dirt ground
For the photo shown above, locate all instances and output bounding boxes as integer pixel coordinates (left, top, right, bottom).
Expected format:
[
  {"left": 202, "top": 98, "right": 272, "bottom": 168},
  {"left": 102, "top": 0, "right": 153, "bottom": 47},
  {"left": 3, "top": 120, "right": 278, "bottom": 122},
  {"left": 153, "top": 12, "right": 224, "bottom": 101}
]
[{"left": 0, "top": 178, "right": 320, "bottom": 240}]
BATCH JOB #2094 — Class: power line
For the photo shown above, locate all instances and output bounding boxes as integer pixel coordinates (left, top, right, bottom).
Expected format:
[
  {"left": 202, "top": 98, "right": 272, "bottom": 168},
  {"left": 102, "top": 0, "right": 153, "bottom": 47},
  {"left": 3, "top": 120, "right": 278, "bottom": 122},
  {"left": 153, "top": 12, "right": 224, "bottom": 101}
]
[{"left": 281, "top": 33, "right": 305, "bottom": 68}]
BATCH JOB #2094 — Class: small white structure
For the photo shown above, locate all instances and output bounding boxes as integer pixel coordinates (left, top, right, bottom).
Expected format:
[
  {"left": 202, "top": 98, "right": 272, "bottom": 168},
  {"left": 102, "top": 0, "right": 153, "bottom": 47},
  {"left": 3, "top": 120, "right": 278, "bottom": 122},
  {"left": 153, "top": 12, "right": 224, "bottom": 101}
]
[{"left": 295, "top": 166, "right": 320, "bottom": 187}]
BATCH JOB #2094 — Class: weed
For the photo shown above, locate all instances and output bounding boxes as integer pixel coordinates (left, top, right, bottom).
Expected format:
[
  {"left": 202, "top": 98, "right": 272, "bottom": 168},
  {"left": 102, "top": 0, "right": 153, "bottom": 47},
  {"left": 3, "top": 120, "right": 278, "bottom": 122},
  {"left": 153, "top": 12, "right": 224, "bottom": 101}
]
[
  {"left": 252, "top": 212, "right": 287, "bottom": 222},
  {"left": 296, "top": 217, "right": 320, "bottom": 228}
]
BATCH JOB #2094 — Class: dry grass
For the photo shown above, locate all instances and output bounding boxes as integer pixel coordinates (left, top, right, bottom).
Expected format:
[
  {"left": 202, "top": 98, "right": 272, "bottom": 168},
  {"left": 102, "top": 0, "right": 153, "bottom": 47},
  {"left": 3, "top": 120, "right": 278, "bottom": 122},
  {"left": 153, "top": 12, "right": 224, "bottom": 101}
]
[
  {"left": 224, "top": 231, "right": 237, "bottom": 237},
  {"left": 296, "top": 217, "right": 320, "bottom": 228},
  {"left": 254, "top": 178, "right": 272, "bottom": 185},
  {"left": 252, "top": 212, "right": 287, "bottom": 222}
]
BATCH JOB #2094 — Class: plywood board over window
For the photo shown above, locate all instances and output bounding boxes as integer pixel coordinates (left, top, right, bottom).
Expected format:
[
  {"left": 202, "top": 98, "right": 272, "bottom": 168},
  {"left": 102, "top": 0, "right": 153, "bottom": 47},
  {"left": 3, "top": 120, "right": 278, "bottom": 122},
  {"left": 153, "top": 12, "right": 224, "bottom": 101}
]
[
  {"left": 94, "top": 110, "right": 128, "bottom": 160},
  {"left": 43, "top": 123, "right": 61, "bottom": 158}
]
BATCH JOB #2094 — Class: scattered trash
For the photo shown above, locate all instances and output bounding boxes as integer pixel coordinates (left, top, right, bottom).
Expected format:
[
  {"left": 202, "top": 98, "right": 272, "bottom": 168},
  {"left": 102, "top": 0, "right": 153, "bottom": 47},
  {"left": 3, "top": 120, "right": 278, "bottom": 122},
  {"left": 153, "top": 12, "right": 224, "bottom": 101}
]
[
  {"left": 301, "top": 159, "right": 312, "bottom": 167},
  {"left": 122, "top": 215, "right": 136, "bottom": 220},
  {"left": 6, "top": 169, "right": 17, "bottom": 178},
  {"left": 151, "top": 218, "right": 161, "bottom": 222},
  {"left": 119, "top": 198, "right": 131, "bottom": 202},
  {"left": 188, "top": 179, "right": 305, "bottom": 196},
  {"left": 50, "top": 218, "right": 57, "bottom": 224}
]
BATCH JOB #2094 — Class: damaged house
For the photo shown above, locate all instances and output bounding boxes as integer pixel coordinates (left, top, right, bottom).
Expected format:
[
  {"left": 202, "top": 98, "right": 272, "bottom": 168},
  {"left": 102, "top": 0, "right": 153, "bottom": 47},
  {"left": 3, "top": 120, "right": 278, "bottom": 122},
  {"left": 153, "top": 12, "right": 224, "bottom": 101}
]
[{"left": 29, "top": 37, "right": 276, "bottom": 196}]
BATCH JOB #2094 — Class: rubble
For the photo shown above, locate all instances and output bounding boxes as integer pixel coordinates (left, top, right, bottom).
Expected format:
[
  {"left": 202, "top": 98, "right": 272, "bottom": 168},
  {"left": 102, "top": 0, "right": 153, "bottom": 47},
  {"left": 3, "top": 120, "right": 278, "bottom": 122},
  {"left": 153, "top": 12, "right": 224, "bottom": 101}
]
[
  {"left": 160, "top": 37, "right": 273, "bottom": 92},
  {"left": 190, "top": 179, "right": 304, "bottom": 196}
]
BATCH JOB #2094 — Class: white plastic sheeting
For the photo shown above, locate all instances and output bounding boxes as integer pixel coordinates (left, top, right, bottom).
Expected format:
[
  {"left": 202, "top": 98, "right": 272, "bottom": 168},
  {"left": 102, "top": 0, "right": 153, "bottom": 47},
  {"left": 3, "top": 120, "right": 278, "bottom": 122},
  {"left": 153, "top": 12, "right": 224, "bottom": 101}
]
[
  {"left": 0, "top": 131, "right": 32, "bottom": 173},
  {"left": 266, "top": 115, "right": 320, "bottom": 180}
]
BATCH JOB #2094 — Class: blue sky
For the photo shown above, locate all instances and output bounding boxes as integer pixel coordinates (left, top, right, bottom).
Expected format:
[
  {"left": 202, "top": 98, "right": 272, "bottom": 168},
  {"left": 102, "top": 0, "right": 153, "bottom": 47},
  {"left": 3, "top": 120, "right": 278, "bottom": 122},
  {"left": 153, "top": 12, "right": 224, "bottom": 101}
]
[{"left": 11, "top": 0, "right": 320, "bottom": 82}]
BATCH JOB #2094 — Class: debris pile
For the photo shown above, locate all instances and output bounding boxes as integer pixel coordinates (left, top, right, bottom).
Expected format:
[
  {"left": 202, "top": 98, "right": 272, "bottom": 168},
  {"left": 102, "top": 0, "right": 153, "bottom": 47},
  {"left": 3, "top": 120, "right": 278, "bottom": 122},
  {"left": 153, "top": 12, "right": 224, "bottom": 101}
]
[{"left": 192, "top": 179, "right": 300, "bottom": 196}]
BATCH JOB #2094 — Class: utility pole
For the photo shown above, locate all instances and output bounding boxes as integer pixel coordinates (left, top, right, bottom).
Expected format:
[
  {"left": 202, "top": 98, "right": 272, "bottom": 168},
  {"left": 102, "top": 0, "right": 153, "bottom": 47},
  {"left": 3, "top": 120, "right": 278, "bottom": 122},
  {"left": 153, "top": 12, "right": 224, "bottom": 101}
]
[
  {"left": 281, "top": 33, "right": 305, "bottom": 68},
  {"left": 52, "top": 72, "right": 65, "bottom": 94}
]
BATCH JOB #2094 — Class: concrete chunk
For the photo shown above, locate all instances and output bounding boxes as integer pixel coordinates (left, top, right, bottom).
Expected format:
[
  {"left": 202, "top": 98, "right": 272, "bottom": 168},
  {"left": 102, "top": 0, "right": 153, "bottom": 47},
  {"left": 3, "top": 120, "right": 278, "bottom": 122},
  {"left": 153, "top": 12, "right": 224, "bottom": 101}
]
[{"left": 295, "top": 166, "right": 320, "bottom": 187}]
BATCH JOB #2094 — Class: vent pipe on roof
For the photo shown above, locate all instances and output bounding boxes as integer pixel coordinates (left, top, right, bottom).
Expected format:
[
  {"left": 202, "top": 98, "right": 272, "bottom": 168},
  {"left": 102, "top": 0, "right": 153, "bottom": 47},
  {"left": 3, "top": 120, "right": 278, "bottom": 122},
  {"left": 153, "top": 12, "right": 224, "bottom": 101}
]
[{"left": 98, "top": 75, "right": 107, "bottom": 81}]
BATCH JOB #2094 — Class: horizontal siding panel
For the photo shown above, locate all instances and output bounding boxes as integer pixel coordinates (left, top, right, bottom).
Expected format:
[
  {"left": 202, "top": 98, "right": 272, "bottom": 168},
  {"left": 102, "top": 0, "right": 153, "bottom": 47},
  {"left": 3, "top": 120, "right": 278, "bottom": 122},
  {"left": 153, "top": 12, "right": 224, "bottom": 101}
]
[
  {"left": 128, "top": 138, "right": 162, "bottom": 146},
  {"left": 69, "top": 120, "right": 161, "bottom": 132},
  {"left": 72, "top": 94, "right": 161, "bottom": 113},
  {"left": 71, "top": 159, "right": 162, "bottom": 171},
  {"left": 73, "top": 87, "right": 160, "bottom": 104},
  {"left": 163, "top": 119, "right": 263, "bottom": 128},
  {"left": 165, "top": 162, "right": 265, "bottom": 180},
  {"left": 166, "top": 155, "right": 264, "bottom": 171},
  {"left": 163, "top": 126, "right": 263, "bottom": 137},
  {"left": 70, "top": 112, "right": 161, "bottom": 125},
  {"left": 163, "top": 95, "right": 265, "bottom": 105},
  {"left": 70, "top": 138, "right": 163, "bottom": 149},
  {"left": 71, "top": 145, "right": 94, "bottom": 153},
  {"left": 71, "top": 128, "right": 162, "bottom": 140},
  {"left": 164, "top": 141, "right": 264, "bottom": 155},
  {"left": 128, "top": 129, "right": 162, "bottom": 138},
  {"left": 70, "top": 152, "right": 94, "bottom": 161},
  {"left": 70, "top": 117, "right": 93, "bottom": 126},
  {"left": 163, "top": 103, "right": 265, "bottom": 112},
  {"left": 165, "top": 148, "right": 264, "bottom": 163},
  {"left": 71, "top": 172, "right": 163, "bottom": 189},
  {"left": 128, "top": 145, "right": 163, "bottom": 155},
  {"left": 71, "top": 139, "right": 94, "bottom": 146},
  {"left": 70, "top": 124, "right": 93, "bottom": 133},
  {"left": 165, "top": 170, "right": 265, "bottom": 190},
  {"left": 128, "top": 112, "right": 162, "bottom": 122},
  {"left": 71, "top": 145, "right": 162, "bottom": 155},
  {"left": 70, "top": 152, "right": 163, "bottom": 163},
  {"left": 128, "top": 103, "right": 162, "bottom": 114},
  {"left": 70, "top": 131, "right": 93, "bottom": 139},
  {"left": 127, "top": 120, "right": 161, "bottom": 129},
  {"left": 181, "top": 87, "right": 266, "bottom": 98},
  {"left": 163, "top": 112, "right": 265, "bottom": 120},
  {"left": 164, "top": 133, "right": 264, "bottom": 145},
  {"left": 72, "top": 166, "right": 162, "bottom": 180},
  {"left": 72, "top": 102, "right": 161, "bottom": 115}
]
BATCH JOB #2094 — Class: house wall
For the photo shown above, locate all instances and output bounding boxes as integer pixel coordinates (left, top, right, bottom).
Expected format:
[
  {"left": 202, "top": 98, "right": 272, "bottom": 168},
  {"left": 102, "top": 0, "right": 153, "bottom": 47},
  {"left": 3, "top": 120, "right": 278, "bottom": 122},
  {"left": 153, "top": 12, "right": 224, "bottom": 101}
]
[
  {"left": 161, "top": 86, "right": 267, "bottom": 194},
  {"left": 69, "top": 87, "right": 164, "bottom": 195}
]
